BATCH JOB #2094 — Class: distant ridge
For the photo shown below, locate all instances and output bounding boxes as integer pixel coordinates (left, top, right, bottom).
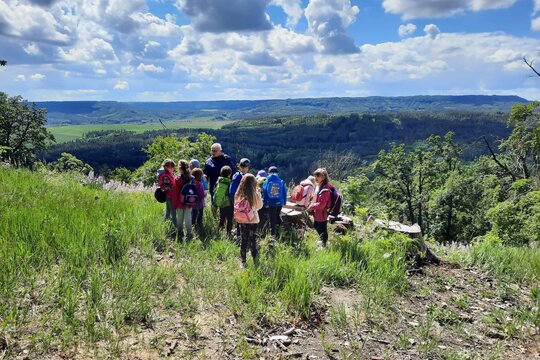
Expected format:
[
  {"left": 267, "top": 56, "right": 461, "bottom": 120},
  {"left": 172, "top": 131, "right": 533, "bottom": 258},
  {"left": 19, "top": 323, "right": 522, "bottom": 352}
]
[{"left": 37, "top": 95, "right": 528, "bottom": 125}]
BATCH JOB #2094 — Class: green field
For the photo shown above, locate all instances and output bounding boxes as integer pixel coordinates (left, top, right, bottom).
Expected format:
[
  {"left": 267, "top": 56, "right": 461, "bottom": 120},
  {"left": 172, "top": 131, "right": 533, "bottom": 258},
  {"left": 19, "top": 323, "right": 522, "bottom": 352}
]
[{"left": 48, "top": 118, "right": 235, "bottom": 143}]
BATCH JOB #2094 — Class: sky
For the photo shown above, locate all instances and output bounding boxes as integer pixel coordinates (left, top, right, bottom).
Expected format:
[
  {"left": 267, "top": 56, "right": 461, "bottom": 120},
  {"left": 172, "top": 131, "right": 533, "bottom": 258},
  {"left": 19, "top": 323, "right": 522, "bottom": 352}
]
[{"left": 0, "top": 0, "right": 540, "bottom": 101}]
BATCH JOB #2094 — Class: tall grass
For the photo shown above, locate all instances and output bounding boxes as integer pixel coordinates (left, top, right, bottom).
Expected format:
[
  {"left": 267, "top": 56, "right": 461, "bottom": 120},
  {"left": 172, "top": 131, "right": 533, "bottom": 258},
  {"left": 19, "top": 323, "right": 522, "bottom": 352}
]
[
  {"left": 0, "top": 167, "right": 168, "bottom": 352},
  {"left": 444, "top": 235, "right": 540, "bottom": 284}
]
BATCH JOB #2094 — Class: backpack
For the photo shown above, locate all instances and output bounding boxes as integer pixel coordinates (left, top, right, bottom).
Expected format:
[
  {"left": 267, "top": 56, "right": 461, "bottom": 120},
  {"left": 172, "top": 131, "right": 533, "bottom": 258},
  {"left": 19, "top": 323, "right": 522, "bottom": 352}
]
[
  {"left": 327, "top": 186, "right": 343, "bottom": 217},
  {"left": 234, "top": 199, "right": 256, "bottom": 224},
  {"left": 179, "top": 180, "right": 198, "bottom": 207},
  {"left": 265, "top": 177, "right": 284, "bottom": 207},
  {"left": 154, "top": 188, "right": 167, "bottom": 203},
  {"left": 155, "top": 167, "right": 165, "bottom": 185},
  {"left": 214, "top": 178, "right": 231, "bottom": 208},
  {"left": 291, "top": 183, "right": 313, "bottom": 203}
]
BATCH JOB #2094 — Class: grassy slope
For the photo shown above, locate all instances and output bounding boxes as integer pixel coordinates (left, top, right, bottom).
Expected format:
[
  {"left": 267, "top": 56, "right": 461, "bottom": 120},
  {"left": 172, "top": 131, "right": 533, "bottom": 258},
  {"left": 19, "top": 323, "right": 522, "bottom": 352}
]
[
  {"left": 1, "top": 167, "right": 538, "bottom": 359},
  {"left": 48, "top": 118, "right": 235, "bottom": 143}
]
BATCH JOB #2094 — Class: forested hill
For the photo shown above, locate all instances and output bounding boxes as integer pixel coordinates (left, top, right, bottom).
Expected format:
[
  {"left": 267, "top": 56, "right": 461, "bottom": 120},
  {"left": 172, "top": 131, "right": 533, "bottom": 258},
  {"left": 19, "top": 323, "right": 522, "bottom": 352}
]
[
  {"left": 37, "top": 95, "right": 526, "bottom": 125},
  {"left": 42, "top": 112, "right": 511, "bottom": 181}
]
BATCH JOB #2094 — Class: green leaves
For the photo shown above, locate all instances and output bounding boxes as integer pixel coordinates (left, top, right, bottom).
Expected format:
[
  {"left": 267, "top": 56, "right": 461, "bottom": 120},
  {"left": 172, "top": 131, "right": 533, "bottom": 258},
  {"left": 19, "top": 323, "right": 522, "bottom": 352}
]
[{"left": 0, "top": 92, "right": 55, "bottom": 166}]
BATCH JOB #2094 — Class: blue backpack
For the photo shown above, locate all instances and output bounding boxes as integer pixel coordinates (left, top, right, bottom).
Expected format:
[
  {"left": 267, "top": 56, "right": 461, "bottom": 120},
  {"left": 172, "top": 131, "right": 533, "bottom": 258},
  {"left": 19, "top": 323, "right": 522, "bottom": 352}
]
[
  {"left": 180, "top": 180, "right": 199, "bottom": 207},
  {"left": 265, "top": 177, "right": 284, "bottom": 207}
]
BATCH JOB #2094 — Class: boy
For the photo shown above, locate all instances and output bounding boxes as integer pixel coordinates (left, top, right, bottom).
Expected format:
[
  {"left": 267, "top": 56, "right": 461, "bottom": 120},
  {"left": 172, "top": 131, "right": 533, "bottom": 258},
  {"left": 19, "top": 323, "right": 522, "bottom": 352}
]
[{"left": 262, "top": 166, "right": 287, "bottom": 237}]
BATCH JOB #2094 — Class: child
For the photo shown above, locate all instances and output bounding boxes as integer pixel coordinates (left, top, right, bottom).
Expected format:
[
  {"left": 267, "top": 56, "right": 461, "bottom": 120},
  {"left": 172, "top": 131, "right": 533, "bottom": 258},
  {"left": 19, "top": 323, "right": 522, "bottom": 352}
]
[
  {"left": 292, "top": 176, "right": 316, "bottom": 208},
  {"left": 262, "top": 166, "right": 287, "bottom": 237},
  {"left": 308, "top": 168, "right": 332, "bottom": 247},
  {"left": 189, "top": 159, "right": 208, "bottom": 193},
  {"left": 234, "top": 173, "right": 263, "bottom": 267},
  {"left": 214, "top": 166, "right": 233, "bottom": 235},
  {"left": 191, "top": 168, "right": 206, "bottom": 232},
  {"left": 175, "top": 160, "right": 194, "bottom": 241},
  {"left": 230, "top": 158, "right": 251, "bottom": 238},
  {"left": 256, "top": 170, "right": 269, "bottom": 234},
  {"left": 157, "top": 159, "right": 177, "bottom": 226}
]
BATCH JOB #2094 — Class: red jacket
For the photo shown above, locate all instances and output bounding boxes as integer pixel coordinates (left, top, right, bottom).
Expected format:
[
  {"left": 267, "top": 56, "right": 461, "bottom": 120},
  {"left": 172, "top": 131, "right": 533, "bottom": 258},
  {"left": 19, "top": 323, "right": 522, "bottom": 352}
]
[
  {"left": 309, "top": 184, "right": 332, "bottom": 222},
  {"left": 158, "top": 171, "right": 176, "bottom": 199}
]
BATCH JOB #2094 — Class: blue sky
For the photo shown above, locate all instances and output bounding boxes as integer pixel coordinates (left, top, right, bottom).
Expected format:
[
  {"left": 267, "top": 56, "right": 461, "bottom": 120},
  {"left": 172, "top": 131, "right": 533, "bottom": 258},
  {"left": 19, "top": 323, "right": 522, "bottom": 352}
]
[{"left": 1, "top": 0, "right": 539, "bottom": 101}]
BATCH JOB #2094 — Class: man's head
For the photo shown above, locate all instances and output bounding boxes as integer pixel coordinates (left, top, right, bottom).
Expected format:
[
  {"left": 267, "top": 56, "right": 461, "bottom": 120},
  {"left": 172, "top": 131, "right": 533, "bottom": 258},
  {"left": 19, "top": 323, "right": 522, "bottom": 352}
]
[{"left": 211, "top": 143, "right": 222, "bottom": 158}]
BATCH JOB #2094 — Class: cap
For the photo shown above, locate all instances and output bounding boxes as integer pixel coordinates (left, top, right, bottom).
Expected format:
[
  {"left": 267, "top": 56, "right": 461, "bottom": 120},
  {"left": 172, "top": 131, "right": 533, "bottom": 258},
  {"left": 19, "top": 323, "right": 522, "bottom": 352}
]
[
  {"left": 257, "top": 170, "right": 268, "bottom": 178},
  {"left": 239, "top": 158, "right": 251, "bottom": 167},
  {"left": 189, "top": 159, "right": 200, "bottom": 168},
  {"left": 268, "top": 166, "right": 278, "bottom": 174}
]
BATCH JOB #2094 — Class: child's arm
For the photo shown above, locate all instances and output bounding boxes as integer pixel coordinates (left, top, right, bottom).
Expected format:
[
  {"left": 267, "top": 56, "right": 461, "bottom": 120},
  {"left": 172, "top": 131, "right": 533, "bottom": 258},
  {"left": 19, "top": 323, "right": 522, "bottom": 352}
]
[{"left": 308, "top": 190, "right": 331, "bottom": 211}]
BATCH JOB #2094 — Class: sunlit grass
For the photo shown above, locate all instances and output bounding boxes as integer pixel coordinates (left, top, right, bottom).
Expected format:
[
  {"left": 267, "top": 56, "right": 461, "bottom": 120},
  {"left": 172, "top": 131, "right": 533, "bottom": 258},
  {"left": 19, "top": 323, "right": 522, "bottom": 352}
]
[{"left": 48, "top": 118, "right": 235, "bottom": 143}]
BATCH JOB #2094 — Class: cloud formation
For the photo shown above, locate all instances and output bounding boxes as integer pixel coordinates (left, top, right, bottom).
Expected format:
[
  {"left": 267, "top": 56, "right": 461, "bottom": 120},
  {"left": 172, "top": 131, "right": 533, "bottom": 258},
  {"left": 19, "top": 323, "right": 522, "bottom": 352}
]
[
  {"left": 176, "top": 0, "right": 272, "bottom": 33},
  {"left": 399, "top": 23, "right": 417, "bottom": 37},
  {"left": 424, "top": 24, "right": 441, "bottom": 39},
  {"left": 382, "top": 0, "right": 518, "bottom": 19},
  {"left": 305, "top": 0, "right": 360, "bottom": 54}
]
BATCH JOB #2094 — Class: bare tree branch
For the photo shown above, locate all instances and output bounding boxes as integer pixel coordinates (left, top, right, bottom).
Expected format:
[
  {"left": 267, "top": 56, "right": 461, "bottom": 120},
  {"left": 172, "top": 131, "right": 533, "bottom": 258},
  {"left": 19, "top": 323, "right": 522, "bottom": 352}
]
[
  {"left": 483, "top": 136, "right": 516, "bottom": 182},
  {"left": 524, "top": 57, "right": 540, "bottom": 77}
]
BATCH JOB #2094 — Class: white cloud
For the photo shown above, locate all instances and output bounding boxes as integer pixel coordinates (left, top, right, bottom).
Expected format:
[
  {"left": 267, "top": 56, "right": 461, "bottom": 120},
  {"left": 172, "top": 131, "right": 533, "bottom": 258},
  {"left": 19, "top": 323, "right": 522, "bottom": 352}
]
[
  {"left": 23, "top": 43, "right": 40, "bottom": 55},
  {"left": 271, "top": 0, "right": 303, "bottom": 28},
  {"left": 0, "top": 0, "right": 76, "bottom": 44},
  {"left": 398, "top": 23, "right": 416, "bottom": 37},
  {"left": 305, "top": 0, "right": 360, "bottom": 54},
  {"left": 16, "top": 75, "right": 26, "bottom": 81},
  {"left": 59, "top": 38, "right": 118, "bottom": 63},
  {"left": 533, "top": 17, "right": 540, "bottom": 31},
  {"left": 382, "top": 0, "right": 518, "bottom": 19},
  {"left": 268, "top": 26, "right": 317, "bottom": 54},
  {"left": 424, "top": 24, "right": 441, "bottom": 39},
  {"left": 30, "top": 73, "right": 45, "bottom": 80},
  {"left": 114, "top": 81, "right": 129, "bottom": 90},
  {"left": 137, "top": 63, "right": 165, "bottom": 73}
]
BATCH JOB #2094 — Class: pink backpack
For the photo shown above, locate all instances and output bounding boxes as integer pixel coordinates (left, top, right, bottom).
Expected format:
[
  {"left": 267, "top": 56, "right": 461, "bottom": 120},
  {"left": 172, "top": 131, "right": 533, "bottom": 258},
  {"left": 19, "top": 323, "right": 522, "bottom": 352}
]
[{"left": 234, "top": 199, "right": 256, "bottom": 223}]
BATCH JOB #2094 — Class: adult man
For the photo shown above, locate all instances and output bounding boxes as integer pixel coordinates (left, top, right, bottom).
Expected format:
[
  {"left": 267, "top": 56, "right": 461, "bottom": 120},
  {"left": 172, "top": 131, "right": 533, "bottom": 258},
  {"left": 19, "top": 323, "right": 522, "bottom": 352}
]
[
  {"left": 203, "top": 143, "right": 235, "bottom": 202},
  {"left": 262, "top": 166, "right": 287, "bottom": 237}
]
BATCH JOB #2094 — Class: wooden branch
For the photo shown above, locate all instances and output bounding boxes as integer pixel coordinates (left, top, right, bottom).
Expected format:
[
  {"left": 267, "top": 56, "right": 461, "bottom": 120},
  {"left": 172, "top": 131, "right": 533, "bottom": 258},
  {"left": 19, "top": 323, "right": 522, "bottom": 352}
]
[
  {"left": 483, "top": 136, "right": 516, "bottom": 181},
  {"left": 524, "top": 57, "right": 540, "bottom": 77}
]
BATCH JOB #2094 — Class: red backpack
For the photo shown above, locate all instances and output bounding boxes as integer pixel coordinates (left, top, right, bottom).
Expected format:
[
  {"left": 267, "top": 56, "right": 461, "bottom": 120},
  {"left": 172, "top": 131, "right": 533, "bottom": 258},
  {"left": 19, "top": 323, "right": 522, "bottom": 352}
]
[
  {"left": 234, "top": 199, "right": 256, "bottom": 223},
  {"left": 291, "top": 184, "right": 305, "bottom": 202}
]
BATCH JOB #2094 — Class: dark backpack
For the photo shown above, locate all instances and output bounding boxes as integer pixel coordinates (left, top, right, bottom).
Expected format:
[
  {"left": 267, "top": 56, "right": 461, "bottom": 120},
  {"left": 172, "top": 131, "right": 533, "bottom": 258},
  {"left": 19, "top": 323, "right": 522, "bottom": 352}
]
[
  {"left": 154, "top": 188, "right": 167, "bottom": 203},
  {"left": 323, "top": 185, "right": 343, "bottom": 217},
  {"left": 180, "top": 180, "right": 199, "bottom": 207}
]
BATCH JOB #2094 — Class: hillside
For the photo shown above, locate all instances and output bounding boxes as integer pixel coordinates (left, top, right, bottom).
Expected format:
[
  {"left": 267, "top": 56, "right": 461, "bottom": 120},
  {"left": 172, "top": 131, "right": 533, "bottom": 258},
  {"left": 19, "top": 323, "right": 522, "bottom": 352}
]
[
  {"left": 38, "top": 95, "right": 527, "bottom": 125},
  {"left": 1, "top": 166, "right": 538, "bottom": 359},
  {"left": 42, "top": 111, "right": 512, "bottom": 180}
]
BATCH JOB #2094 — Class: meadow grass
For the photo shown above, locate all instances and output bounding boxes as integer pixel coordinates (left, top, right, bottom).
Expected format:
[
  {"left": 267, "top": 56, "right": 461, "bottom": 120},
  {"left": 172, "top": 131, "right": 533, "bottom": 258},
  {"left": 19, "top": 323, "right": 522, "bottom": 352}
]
[
  {"left": 4, "top": 166, "right": 537, "bottom": 358},
  {"left": 443, "top": 237, "right": 540, "bottom": 285},
  {"left": 47, "top": 118, "right": 235, "bottom": 143}
]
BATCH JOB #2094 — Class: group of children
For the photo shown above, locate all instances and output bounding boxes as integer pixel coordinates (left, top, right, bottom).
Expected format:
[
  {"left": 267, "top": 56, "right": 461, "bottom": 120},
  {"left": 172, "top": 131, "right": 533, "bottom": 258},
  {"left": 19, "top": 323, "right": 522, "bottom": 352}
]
[{"left": 157, "top": 155, "right": 336, "bottom": 267}]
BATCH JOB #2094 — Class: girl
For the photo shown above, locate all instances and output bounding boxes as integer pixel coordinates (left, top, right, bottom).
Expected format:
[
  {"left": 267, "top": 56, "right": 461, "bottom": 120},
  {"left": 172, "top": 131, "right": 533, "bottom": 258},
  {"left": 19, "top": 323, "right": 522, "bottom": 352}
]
[
  {"left": 234, "top": 173, "right": 263, "bottom": 267},
  {"left": 191, "top": 167, "right": 206, "bottom": 233},
  {"left": 308, "top": 168, "right": 332, "bottom": 247},
  {"left": 175, "top": 160, "right": 194, "bottom": 241},
  {"left": 214, "top": 166, "right": 234, "bottom": 235},
  {"left": 157, "top": 159, "right": 177, "bottom": 226}
]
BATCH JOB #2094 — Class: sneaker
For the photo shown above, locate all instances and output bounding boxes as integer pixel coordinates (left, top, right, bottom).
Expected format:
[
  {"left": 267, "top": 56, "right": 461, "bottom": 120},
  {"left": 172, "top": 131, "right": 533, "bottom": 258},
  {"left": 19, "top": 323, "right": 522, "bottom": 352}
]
[{"left": 242, "top": 261, "right": 248, "bottom": 268}]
